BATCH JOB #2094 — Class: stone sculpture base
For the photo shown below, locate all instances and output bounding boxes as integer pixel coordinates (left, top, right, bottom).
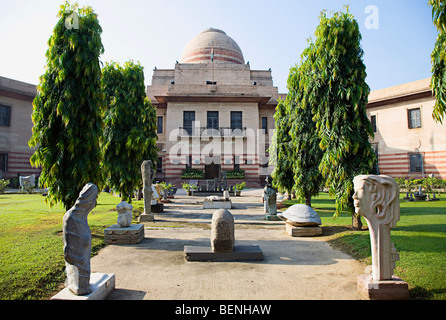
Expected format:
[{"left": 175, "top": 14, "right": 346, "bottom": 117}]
[
  {"left": 184, "top": 245, "right": 263, "bottom": 262},
  {"left": 286, "top": 223, "right": 322, "bottom": 237},
  {"left": 357, "top": 274, "right": 409, "bottom": 300},
  {"left": 265, "top": 214, "right": 282, "bottom": 221},
  {"left": 151, "top": 203, "right": 164, "bottom": 213},
  {"left": 203, "top": 199, "right": 232, "bottom": 209},
  {"left": 139, "top": 213, "right": 155, "bottom": 222},
  {"left": 104, "top": 224, "right": 144, "bottom": 244},
  {"left": 51, "top": 273, "right": 115, "bottom": 300}
]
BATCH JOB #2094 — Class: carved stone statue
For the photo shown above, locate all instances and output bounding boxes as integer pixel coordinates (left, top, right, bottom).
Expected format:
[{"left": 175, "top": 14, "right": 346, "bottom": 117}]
[
  {"left": 353, "top": 175, "right": 400, "bottom": 281},
  {"left": 63, "top": 183, "right": 98, "bottom": 295},
  {"left": 141, "top": 160, "right": 155, "bottom": 215},
  {"left": 116, "top": 201, "right": 133, "bottom": 228},
  {"left": 264, "top": 176, "right": 277, "bottom": 215}
]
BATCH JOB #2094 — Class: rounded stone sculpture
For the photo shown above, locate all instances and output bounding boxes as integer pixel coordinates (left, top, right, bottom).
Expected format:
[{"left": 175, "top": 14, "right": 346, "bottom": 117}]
[
  {"left": 116, "top": 201, "right": 133, "bottom": 228},
  {"left": 211, "top": 209, "right": 234, "bottom": 253},
  {"left": 277, "top": 204, "right": 322, "bottom": 227},
  {"left": 63, "top": 183, "right": 98, "bottom": 295}
]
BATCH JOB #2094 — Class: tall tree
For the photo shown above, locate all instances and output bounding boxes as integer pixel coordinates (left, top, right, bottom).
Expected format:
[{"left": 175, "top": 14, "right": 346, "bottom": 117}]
[
  {"left": 270, "top": 99, "right": 295, "bottom": 199},
  {"left": 287, "top": 42, "right": 324, "bottom": 207},
  {"left": 101, "top": 61, "right": 158, "bottom": 203},
  {"left": 29, "top": 2, "right": 104, "bottom": 209},
  {"left": 310, "top": 9, "right": 375, "bottom": 224},
  {"left": 429, "top": 0, "right": 446, "bottom": 123}
]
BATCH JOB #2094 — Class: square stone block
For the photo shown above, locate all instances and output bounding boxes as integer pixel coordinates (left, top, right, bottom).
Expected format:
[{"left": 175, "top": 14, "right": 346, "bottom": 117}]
[
  {"left": 51, "top": 273, "right": 115, "bottom": 300},
  {"left": 104, "top": 224, "right": 144, "bottom": 244},
  {"left": 139, "top": 213, "right": 155, "bottom": 222},
  {"left": 184, "top": 245, "right": 263, "bottom": 262},
  {"left": 357, "top": 274, "right": 409, "bottom": 300},
  {"left": 286, "top": 223, "right": 322, "bottom": 237},
  {"left": 203, "top": 199, "right": 232, "bottom": 209}
]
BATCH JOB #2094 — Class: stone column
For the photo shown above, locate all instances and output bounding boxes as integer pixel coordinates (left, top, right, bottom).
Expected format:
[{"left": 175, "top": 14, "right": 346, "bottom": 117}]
[{"left": 139, "top": 160, "right": 155, "bottom": 222}]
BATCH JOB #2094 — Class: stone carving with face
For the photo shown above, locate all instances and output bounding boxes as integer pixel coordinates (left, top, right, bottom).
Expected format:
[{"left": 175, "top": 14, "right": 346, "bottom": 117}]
[{"left": 353, "top": 175, "right": 400, "bottom": 281}]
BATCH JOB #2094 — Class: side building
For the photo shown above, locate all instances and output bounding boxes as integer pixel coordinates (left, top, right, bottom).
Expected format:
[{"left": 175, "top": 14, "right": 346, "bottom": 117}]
[
  {"left": 367, "top": 77, "right": 446, "bottom": 179},
  {"left": 0, "top": 76, "right": 39, "bottom": 181}
]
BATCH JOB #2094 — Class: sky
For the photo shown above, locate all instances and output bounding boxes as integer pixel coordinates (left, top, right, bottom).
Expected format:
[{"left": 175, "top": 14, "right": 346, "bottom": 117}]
[{"left": 0, "top": 0, "right": 439, "bottom": 94}]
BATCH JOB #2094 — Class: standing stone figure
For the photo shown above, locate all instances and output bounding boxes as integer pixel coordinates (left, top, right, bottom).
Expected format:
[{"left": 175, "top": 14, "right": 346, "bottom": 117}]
[
  {"left": 116, "top": 201, "right": 133, "bottom": 228},
  {"left": 353, "top": 175, "right": 400, "bottom": 281},
  {"left": 63, "top": 183, "right": 98, "bottom": 295},
  {"left": 141, "top": 160, "right": 155, "bottom": 215},
  {"left": 264, "top": 176, "right": 277, "bottom": 215}
]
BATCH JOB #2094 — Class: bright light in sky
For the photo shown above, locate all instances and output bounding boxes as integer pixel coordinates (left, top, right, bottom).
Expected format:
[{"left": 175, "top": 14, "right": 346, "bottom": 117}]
[{"left": 0, "top": 0, "right": 438, "bottom": 93}]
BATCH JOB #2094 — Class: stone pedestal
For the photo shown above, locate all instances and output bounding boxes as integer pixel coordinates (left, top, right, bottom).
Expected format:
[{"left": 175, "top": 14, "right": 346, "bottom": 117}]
[
  {"left": 139, "top": 213, "right": 154, "bottom": 222},
  {"left": 286, "top": 223, "right": 322, "bottom": 237},
  {"left": 151, "top": 203, "right": 164, "bottom": 213},
  {"left": 357, "top": 274, "right": 409, "bottom": 300},
  {"left": 184, "top": 245, "right": 263, "bottom": 262},
  {"left": 104, "top": 224, "right": 144, "bottom": 244},
  {"left": 265, "top": 214, "right": 282, "bottom": 221},
  {"left": 51, "top": 273, "right": 115, "bottom": 300},
  {"left": 203, "top": 199, "right": 232, "bottom": 209}
]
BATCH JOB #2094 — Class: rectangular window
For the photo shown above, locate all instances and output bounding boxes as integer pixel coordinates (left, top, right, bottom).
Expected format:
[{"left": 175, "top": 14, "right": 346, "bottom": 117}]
[
  {"left": 233, "top": 156, "right": 240, "bottom": 170},
  {"left": 230, "top": 111, "right": 242, "bottom": 130},
  {"left": 371, "top": 115, "right": 377, "bottom": 133},
  {"left": 207, "top": 111, "right": 219, "bottom": 130},
  {"left": 156, "top": 157, "right": 163, "bottom": 173},
  {"left": 408, "top": 108, "right": 421, "bottom": 129},
  {"left": 157, "top": 116, "right": 163, "bottom": 134},
  {"left": 0, "top": 153, "right": 7, "bottom": 173},
  {"left": 186, "top": 155, "right": 192, "bottom": 169},
  {"left": 262, "top": 117, "right": 268, "bottom": 134},
  {"left": 183, "top": 111, "right": 195, "bottom": 135},
  {"left": 0, "top": 104, "right": 11, "bottom": 126},
  {"left": 409, "top": 154, "right": 423, "bottom": 173}
]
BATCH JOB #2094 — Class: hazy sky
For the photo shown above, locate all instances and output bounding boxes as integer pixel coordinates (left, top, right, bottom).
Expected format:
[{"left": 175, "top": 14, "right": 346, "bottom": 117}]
[{"left": 0, "top": 0, "right": 438, "bottom": 93}]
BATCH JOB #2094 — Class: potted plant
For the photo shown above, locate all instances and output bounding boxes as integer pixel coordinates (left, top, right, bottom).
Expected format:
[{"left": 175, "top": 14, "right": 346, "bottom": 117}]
[
  {"left": 234, "top": 182, "right": 246, "bottom": 196},
  {"left": 182, "top": 182, "right": 198, "bottom": 196},
  {"left": 0, "top": 179, "right": 9, "bottom": 194},
  {"left": 160, "top": 182, "right": 173, "bottom": 200}
]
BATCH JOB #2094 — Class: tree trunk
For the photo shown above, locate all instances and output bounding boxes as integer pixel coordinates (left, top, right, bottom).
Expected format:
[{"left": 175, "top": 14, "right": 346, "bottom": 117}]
[
  {"left": 352, "top": 212, "right": 363, "bottom": 230},
  {"left": 305, "top": 193, "right": 312, "bottom": 207}
]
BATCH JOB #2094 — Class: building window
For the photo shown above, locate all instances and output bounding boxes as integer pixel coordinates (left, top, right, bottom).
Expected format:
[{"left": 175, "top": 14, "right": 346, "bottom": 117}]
[
  {"left": 156, "top": 157, "right": 163, "bottom": 173},
  {"left": 262, "top": 117, "right": 268, "bottom": 134},
  {"left": 186, "top": 155, "right": 192, "bottom": 169},
  {"left": 233, "top": 156, "right": 240, "bottom": 170},
  {"left": 409, "top": 154, "right": 423, "bottom": 173},
  {"left": 183, "top": 111, "right": 195, "bottom": 135},
  {"left": 371, "top": 115, "right": 377, "bottom": 133},
  {"left": 157, "top": 116, "right": 163, "bottom": 134},
  {"left": 0, "top": 153, "right": 7, "bottom": 173},
  {"left": 0, "top": 105, "right": 11, "bottom": 127},
  {"left": 207, "top": 111, "right": 219, "bottom": 130},
  {"left": 408, "top": 108, "right": 421, "bottom": 129},
  {"left": 230, "top": 111, "right": 242, "bottom": 130}
]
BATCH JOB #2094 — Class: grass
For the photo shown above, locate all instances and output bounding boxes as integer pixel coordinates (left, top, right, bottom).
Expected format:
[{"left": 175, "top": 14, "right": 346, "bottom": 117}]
[
  {"left": 284, "top": 192, "right": 446, "bottom": 300},
  {"left": 0, "top": 191, "right": 445, "bottom": 300}
]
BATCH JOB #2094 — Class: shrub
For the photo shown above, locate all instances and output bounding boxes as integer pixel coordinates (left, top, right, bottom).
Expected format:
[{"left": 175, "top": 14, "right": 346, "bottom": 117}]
[
  {"left": 181, "top": 168, "right": 204, "bottom": 179},
  {"left": 0, "top": 179, "right": 9, "bottom": 193},
  {"left": 225, "top": 169, "right": 245, "bottom": 179}
]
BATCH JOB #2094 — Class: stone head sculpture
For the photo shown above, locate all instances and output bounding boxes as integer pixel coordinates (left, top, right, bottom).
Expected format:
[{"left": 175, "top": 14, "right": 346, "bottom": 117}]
[
  {"left": 353, "top": 175, "right": 400, "bottom": 281},
  {"left": 63, "top": 183, "right": 98, "bottom": 295}
]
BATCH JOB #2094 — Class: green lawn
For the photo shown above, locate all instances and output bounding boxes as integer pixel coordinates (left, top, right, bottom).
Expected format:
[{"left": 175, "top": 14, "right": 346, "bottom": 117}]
[
  {"left": 0, "top": 191, "right": 445, "bottom": 300},
  {"left": 284, "top": 192, "right": 446, "bottom": 300}
]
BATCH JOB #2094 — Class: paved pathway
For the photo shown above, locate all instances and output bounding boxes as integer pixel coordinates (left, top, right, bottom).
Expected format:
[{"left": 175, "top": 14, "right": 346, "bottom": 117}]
[{"left": 90, "top": 188, "right": 365, "bottom": 300}]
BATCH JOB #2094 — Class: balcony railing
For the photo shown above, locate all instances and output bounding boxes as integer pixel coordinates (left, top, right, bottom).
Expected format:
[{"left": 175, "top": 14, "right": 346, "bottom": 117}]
[{"left": 178, "top": 127, "right": 247, "bottom": 137}]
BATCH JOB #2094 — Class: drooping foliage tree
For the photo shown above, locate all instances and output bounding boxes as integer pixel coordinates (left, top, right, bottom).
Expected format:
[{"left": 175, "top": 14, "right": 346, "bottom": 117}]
[
  {"left": 308, "top": 8, "right": 375, "bottom": 223},
  {"left": 29, "top": 2, "right": 104, "bottom": 209},
  {"left": 101, "top": 61, "right": 158, "bottom": 203},
  {"left": 286, "top": 41, "right": 324, "bottom": 207},
  {"left": 429, "top": 0, "right": 446, "bottom": 123}
]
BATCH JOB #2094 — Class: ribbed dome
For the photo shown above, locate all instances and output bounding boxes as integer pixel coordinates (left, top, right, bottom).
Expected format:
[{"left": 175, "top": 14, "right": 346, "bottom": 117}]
[{"left": 180, "top": 28, "right": 244, "bottom": 64}]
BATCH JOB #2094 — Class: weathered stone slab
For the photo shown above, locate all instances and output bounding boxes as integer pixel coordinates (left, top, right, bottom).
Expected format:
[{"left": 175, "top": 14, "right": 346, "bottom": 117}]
[
  {"left": 104, "top": 224, "right": 144, "bottom": 244},
  {"left": 184, "top": 245, "right": 263, "bottom": 261},
  {"left": 357, "top": 274, "right": 409, "bottom": 300},
  {"left": 51, "top": 273, "right": 115, "bottom": 300},
  {"left": 285, "top": 223, "right": 322, "bottom": 237},
  {"left": 139, "top": 213, "right": 155, "bottom": 222},
  {"left": 211, "top": 209, "right": 234, "bottom": 253},
  {"left": 203, "top": 199, "right": 232, "bottom": 209}
]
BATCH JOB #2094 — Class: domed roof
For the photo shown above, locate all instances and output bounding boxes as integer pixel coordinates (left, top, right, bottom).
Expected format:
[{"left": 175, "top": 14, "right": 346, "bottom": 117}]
[{"left": 180, "top": 28, "right": 244, "bottom": 64}]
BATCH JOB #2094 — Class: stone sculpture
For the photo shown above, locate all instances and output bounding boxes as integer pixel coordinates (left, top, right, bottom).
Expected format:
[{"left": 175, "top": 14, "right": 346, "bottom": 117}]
[
  {"left": 211, "top": 209, "right": 235, "bottom": 253},
  {"left": 353, "top": 175, "right": 409, "bottom": 299},
  {"left": 264, "top": 176, "right": 276, "bottom": 213},
  {"left": 116, "top": 201, "right": 133, "bottom": 228},
  {"left": 140, "top": 160, "right": 156, "bottom": 221},
  {"left": 62, "top": 183, "right": 98, "bottom": 295},
  {"left": 278, "top": 204, "right": 322, "bottom": 237}
]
